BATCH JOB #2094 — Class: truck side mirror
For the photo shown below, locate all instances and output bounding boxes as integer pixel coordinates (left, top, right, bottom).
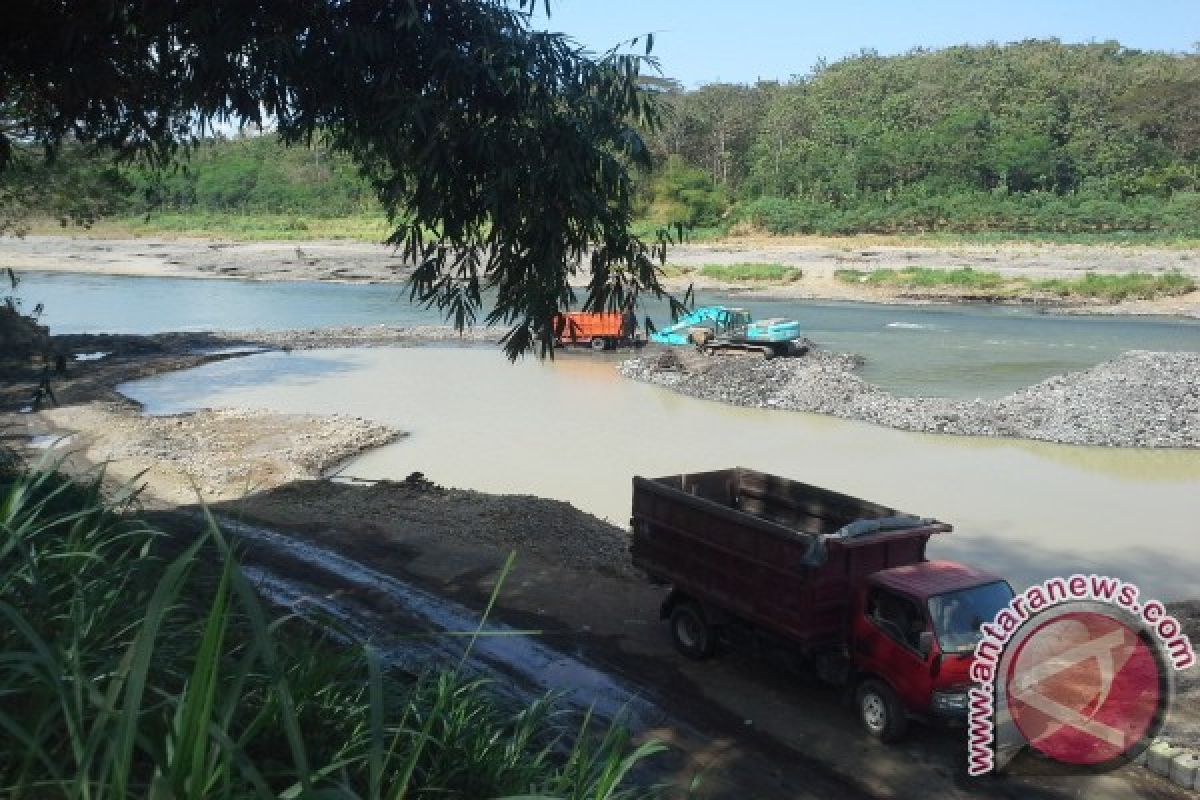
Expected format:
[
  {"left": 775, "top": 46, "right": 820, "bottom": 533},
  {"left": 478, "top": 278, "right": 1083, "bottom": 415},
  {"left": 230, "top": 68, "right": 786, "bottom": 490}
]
[{"left": 917, "top": 631, "right": 933, "bottom": 659}]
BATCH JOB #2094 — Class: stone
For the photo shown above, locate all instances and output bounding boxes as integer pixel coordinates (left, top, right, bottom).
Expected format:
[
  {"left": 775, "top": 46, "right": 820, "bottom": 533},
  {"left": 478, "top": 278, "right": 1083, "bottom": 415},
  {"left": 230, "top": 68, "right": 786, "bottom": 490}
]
[
  {"left": 1168, "top": 751, "right": 1200, "bottom": 789},
  {"left": 1148, "top": 741, "right": 1184, "bottom": 777}
]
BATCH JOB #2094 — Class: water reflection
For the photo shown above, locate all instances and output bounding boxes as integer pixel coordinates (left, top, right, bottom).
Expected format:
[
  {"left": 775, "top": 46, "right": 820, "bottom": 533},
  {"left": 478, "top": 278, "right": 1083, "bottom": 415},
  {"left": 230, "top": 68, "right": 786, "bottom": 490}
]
[{"left": 122, "top": 346, "right": 1200, "bottom": 600}]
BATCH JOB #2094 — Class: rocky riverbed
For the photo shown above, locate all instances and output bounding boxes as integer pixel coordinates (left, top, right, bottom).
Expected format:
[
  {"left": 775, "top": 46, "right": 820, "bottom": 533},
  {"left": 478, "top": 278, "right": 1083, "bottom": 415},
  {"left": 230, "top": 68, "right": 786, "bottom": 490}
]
[
  {"left": 619, "top": 347, "right": 1200, "bottom": 448},
  {"left": 47, "top": 324, "right": 498, "bottom": 358}
]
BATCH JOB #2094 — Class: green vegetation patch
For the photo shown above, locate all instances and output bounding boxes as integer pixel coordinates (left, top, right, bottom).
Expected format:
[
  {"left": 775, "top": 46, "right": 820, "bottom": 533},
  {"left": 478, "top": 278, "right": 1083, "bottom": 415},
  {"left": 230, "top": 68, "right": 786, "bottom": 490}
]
[
  {"left": 697, "top": 262, "right": 799, "bottom": 282},
  {"left": 1029, "top": 271, "right": 1197, "bottom": 301},
  {"left": 836, "top": 267, "right": 1196, "bottom": 302},
  {"left": 11, "top": 42, "right": 1200, "bottom": 245},
  {"left": 641, "top": 41, "right": 1200, "bottom": 239},
  {"left": 839, "top": 267, "right": 1007, "bottom": 290},
  {"left": 0, "top": 466, "right": 663, "bottom": 797}
]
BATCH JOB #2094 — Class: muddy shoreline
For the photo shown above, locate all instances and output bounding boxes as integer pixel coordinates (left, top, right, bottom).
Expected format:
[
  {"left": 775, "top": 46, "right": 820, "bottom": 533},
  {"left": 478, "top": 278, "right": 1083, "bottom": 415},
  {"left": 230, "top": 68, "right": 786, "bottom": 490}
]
[{"left": 4, "top": 233, "right": 1199, "bottom": 316}]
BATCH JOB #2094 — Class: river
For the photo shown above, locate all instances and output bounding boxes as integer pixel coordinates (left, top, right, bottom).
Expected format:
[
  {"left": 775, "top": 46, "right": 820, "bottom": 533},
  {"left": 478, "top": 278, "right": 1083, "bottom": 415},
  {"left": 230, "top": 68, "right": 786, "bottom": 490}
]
[
  {"left": 123, "top": 345, "right": 1200, "bottom": 601},
  {"left": 13, "top": 268, "right": 1200, "bottom": 598},
  {"left": 19, "top": 269, "right": 1200, "bottom": 397}
]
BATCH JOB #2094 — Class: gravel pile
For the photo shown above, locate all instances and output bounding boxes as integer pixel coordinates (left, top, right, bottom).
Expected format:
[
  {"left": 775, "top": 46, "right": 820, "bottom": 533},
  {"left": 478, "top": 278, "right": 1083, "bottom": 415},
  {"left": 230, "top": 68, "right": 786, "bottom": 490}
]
[
  {"left": 619, "top": 347, "right": 1200, "bottom": 448},
  {"left": 230, "top": 325, "right": 501, "bottom": 348},
  {"left": 253, "top": 478, "right": 635, "bottom": 578},
  {"left": 990, "top": 351, "right": 1199, "bottom": 447},
  {"left": 53, "top": 325, "right": 500, "bottom": 357}
]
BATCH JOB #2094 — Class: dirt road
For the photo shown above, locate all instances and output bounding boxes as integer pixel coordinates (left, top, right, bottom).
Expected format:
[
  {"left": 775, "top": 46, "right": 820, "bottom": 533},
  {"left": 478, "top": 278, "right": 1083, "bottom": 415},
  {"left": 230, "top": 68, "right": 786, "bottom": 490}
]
[{"left": 192, "top": 482, "right": 1190, "bottom": 800}]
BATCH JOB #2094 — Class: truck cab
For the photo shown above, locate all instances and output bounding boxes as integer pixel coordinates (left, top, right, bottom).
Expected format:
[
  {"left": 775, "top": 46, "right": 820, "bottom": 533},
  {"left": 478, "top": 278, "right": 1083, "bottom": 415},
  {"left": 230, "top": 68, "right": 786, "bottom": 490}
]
[{"left": 849, "top": 561, "right": 1014, "bottom": 741}]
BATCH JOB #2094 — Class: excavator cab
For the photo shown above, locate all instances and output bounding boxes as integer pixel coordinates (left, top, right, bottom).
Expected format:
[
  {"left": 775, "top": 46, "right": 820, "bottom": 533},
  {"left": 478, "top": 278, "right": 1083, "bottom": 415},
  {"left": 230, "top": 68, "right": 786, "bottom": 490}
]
[{"left": 717, "top": 308, "right": 752, "bottom": 335}]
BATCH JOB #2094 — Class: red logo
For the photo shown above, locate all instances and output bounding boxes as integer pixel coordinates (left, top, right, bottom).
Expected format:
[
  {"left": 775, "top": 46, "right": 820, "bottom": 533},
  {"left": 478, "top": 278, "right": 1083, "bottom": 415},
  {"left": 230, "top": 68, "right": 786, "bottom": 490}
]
[{"left": 1004, "top": 611, "right": 1164, "bottom": 765}]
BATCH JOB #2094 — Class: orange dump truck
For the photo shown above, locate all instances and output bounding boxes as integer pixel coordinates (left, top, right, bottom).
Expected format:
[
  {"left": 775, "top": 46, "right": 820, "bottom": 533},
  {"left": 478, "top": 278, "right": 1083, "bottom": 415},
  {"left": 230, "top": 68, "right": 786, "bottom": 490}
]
[{"left": 553, "top": 311, "right": 640, "bottom": 351}]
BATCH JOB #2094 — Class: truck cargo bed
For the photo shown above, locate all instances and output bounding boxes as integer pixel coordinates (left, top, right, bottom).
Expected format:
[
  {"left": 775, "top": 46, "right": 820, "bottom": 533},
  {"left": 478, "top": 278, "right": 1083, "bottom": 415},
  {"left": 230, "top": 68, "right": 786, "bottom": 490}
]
[{"left": 631, "top": 468, "right": 951, "bottom": 649}]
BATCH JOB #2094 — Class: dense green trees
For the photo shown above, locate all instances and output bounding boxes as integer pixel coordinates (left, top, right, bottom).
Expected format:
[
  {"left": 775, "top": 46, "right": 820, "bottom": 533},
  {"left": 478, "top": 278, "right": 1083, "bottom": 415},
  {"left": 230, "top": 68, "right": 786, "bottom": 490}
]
[
  {"left": 0, "top": 147, "right": 132, "bottom": 234},
  {"left": 2, "top": 0, "right": 676, "bottom": 356},
  {"left": 132, "top": 136, "right": 375, "bottom": 216},
  {"left": 642, "top": 40, "right": 1200, "bottom": 234},
  {"left": 6, "top": 35, "right": 1199, "bottom": 241}
]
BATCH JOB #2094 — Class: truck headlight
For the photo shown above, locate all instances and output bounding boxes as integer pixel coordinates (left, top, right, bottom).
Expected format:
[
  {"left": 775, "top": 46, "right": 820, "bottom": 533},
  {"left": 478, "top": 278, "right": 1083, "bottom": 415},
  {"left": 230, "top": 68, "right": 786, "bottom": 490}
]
[{"left": 932, "top": 691, "right": 968, "bottom": 713}]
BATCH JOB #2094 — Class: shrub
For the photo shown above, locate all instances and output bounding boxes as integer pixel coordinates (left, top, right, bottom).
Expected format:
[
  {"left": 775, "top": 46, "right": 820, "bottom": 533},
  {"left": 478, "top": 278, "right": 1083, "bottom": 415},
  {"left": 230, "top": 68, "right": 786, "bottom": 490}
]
[
  {"left": 642, "top": 156, "right": 730, "bottom": 228},
  {"left": 731, "top": 190, "right": 1200, "bottom": 237}
]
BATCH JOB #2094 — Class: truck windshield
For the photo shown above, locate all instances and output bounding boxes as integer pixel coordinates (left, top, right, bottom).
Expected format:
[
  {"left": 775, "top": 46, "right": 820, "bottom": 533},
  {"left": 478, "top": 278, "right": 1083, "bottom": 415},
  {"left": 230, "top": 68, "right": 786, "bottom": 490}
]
[{"left": 928, "top": 581, "right": 1014, "bottom": 654}]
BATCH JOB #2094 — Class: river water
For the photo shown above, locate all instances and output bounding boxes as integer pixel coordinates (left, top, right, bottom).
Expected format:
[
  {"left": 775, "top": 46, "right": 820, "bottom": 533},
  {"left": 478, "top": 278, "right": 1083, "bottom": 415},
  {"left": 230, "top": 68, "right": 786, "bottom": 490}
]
[
  {"left": 15, "top": 269, "right": 1200, "bottom": 598},
  {"left": 123, "top": 345, "right": 1200, "bottom": 601},
  {"left": 20, "top": 270, "right": 1200, "bottom": 397}
]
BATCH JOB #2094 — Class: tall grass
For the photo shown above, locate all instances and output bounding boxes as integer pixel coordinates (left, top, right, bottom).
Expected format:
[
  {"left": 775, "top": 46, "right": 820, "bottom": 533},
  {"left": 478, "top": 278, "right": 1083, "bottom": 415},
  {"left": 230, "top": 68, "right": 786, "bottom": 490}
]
[
  {"left": 0, "top": 465, "right": 664, "bottom": 799},
  {"left": 835, "top": 267, "right": 1007, "bottom": 291},
  {"left": 834, "top": 267, "right": 1196, "bottom": 301},
  {"left": 1028, "top": 271, "right": 1197, "bottom": 301},
  {"left": 696, "top": 263, "right": 799, "bottom": 282}
]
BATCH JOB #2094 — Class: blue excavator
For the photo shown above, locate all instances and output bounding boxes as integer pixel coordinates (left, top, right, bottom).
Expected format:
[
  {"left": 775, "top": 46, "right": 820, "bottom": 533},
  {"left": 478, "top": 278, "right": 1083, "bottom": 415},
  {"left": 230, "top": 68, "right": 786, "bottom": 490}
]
[{"left": 649, "top": 306, "right": 807, "bottom": 358}]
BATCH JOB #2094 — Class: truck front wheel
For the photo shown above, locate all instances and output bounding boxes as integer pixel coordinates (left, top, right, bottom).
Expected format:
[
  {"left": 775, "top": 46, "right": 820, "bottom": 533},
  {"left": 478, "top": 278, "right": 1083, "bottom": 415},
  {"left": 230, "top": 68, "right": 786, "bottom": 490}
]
[
  {"left": 856, "top": 679, "right": 908, "bottom": 743},
  {"left": 669, "top": 602, "right": 715, "bottom": 660}
]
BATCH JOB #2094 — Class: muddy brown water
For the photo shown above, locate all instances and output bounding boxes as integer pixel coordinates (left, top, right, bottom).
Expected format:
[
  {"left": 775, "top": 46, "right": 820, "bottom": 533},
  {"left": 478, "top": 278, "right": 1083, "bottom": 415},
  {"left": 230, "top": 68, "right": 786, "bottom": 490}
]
[{"left": 122, "top": 345, "right": 1200, "bottom": 601}]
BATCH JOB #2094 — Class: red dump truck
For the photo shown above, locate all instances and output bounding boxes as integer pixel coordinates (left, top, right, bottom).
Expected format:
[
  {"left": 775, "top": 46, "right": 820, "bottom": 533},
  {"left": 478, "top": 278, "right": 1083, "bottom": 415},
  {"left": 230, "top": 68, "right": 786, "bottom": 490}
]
[{"left": 631, "top": 468, "right": 1014, "bottom": 741}]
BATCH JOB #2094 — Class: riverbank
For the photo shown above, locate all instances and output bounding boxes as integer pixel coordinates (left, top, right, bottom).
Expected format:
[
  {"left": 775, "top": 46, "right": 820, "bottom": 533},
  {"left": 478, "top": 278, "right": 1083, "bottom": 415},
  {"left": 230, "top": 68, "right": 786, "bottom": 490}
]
[
  {"left": 1, "top": 348, "right": 401, "bottom": 507},
  {"left": 4, "top": 233, "right": 1198, "bottom": 316},
  {"left": 0, "top": 330, "right": 630, "bottom": 574}
]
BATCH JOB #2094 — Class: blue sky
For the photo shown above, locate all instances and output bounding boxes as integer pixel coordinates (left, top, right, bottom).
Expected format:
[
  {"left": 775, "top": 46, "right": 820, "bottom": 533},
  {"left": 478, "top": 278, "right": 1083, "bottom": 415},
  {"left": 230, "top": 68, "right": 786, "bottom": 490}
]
[{"left": 531, "top": 1, "right": 1199, "bottom": 87}]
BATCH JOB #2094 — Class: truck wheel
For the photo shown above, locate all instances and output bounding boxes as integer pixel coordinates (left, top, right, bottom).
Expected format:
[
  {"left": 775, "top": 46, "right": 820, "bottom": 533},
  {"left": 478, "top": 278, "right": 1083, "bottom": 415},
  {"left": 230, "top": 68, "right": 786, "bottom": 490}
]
[
  {"left": 856, "top": 679, "right": 908, "bottom": 743},
  {"left": 590, "top": 336, "right": 608, "bottom": 351},
  {"left": 669, "top": 602, "right": 715, "bottom": 660}
]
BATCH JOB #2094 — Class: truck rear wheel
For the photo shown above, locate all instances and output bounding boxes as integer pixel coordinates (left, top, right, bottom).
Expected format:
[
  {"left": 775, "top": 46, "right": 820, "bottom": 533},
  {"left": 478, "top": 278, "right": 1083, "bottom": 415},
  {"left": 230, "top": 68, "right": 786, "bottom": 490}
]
[
  {"left": 856, "top": 679, "right": 908, "bottom": 743},
  {"left": 669, "top": 602, "right": 715, "bottom": 660},
  {"left": 590, "top": 336, "right": 608, "bottom": 351}
]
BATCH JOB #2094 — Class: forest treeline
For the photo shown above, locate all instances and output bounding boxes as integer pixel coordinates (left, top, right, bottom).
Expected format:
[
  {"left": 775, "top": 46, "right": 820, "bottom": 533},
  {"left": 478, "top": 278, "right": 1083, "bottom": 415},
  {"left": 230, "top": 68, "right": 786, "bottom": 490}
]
[
  {"left": 7, "top": 39, "right": 1200, "bottom": 237},
  {"left": 642, "top": 39, "right": 1200, "bottom": 235}
]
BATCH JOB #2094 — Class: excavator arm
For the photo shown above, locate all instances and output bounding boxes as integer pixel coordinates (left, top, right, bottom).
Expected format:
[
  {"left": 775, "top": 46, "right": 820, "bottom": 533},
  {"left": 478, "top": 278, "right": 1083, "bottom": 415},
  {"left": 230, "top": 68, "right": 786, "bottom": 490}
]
[{"left": 648, "top": 306, "right": 729, "bottom": 345}]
